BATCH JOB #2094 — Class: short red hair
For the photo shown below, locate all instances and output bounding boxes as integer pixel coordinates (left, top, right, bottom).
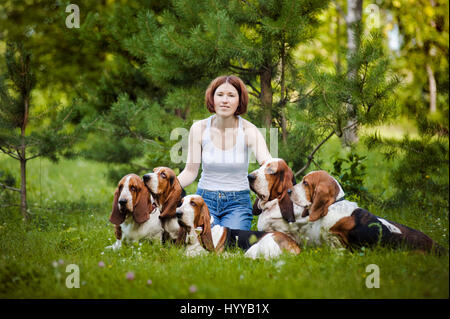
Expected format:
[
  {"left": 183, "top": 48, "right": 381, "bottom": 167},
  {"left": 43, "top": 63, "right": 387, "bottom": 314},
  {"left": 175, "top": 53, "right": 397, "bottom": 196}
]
[{"left": 205, "top": 75, "right": 249, "bottom": 116}]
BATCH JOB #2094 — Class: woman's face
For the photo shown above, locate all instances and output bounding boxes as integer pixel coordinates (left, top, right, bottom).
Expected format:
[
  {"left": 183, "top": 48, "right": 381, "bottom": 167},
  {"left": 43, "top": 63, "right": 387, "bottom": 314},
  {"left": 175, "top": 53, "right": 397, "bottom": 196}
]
[{"left": 213, "top": 82, "right": 240, "bottom": 117}]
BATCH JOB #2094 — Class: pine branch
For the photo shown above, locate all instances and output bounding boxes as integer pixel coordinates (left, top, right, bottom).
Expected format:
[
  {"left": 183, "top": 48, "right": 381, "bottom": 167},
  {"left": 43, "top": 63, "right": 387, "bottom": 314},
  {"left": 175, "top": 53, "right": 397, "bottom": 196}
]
[
  {"left": 0, "top": 145, "right": 21, "bottom": 160},
  {"left": 333, "top": 1, "right": 346, "bottom": 21},
  {"left": 322, "top": 89, "right": 335, "bottom": 113},
  {"left": 295, "top": 130, "right": 335, "bottom": 177},
  {"left": 26, "top": 153, "right": 44, "bottom": 161},
  {"left": 246, "top": 81, "right": 261, "bottom": 98},
  {"left": 290, "top": 87, "right": 316, "bottom": 104},
  {"left": 95, "top": 125, "right": 162, "bottom": 148},
  {"left": 228, "top": 64, "right": 259, "bottom": 74},
  {"left": 294, "top": 121, "right": 359, "bottom": 177},
  {"left": 0, "top": 182, "right": 20, "bottom": 192},
  {"left": 27, "top": 103, "right": 62, "bottom": 121}
]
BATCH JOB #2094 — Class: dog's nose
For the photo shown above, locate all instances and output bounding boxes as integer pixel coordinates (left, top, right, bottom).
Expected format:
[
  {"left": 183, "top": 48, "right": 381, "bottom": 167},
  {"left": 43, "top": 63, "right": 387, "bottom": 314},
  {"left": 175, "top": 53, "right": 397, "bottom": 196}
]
[
  {"left": 176, "top": 210, "right": 183, "bottom": 218},
  {"left": 143, "top": 174, "right": 151, "bottom": 183},
  {"left": 119, "top": 199, "right": 127, "bottom": 205},
  {"left": 247, "top": 174, "right": 256, "bottom": 182},
  {"left": 287, "top": 189, "right": 292, "bottom": 196}
]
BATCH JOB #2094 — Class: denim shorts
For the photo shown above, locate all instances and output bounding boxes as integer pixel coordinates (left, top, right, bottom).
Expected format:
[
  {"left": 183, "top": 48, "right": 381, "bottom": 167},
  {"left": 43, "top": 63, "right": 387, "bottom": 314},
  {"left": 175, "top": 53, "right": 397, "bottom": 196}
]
[{"left": 196, "top": 188, "right": 253, "bottom": 230}]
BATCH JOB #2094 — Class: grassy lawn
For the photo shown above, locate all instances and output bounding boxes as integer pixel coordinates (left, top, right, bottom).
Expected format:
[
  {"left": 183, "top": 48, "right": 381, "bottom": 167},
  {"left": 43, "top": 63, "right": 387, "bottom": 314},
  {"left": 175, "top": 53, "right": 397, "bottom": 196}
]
[{"left": 0, "top": 133, "right": 448, "bottom": 299}]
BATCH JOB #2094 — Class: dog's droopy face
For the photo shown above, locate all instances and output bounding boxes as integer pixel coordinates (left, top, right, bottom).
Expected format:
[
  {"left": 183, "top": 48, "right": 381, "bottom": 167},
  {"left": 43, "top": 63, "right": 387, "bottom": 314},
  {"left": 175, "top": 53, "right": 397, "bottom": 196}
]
[
  {"left": 288, "top": 170, "right": 344, "bottom": 222},
  {"left": 247, "top": 158, "right": 297, "bottom": 223},
  {"left": 175, "top": 195, "right": 215, "bottom": 251},
  {"left": 109, "top": 174, "right": 152, "bottom": 225},
  {"left": 176, "top": 195, "right": 209, "bottom": 230},
  {"left": 143, "top": 167, "right": 177, "bottom": 196}
]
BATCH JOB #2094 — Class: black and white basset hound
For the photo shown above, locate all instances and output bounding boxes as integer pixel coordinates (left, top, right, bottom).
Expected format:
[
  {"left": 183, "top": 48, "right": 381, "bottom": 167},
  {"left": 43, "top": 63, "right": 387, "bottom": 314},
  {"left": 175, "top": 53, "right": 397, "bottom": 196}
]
[
  {"left": 143, "top": 167, "right": 186, "bottom": 243},
  {"left": 175, "top": 195, "right": 301, "bottom": 259},
  {"left": 107, "top": 174, "right": 163, "bottom": 250},
  {"left": 288, "top": 170, "right": 446, "bottom": 254},
  {"left": 247, "top": 159, "right": 445, "bottom": 254}
]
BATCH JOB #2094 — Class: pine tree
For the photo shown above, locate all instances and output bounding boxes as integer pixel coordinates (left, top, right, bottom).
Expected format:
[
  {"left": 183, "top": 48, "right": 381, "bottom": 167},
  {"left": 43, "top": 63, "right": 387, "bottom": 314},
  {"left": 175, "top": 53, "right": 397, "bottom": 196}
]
[
  {"left": 75, "top": 0, "right": 400, "bottom": 181},
  {"left": 342, "top": 0, "right": 363, "bottom": 146},
  {"left": 291, "top": 29, "right": 400, "bottom": 176},
  {"left": 76, "top": 0, "right": 331, "bottom": 178},
  {"left": 127, "top": 0, "right": 330, "bottom": 130},
  {"left": 0, "top": 42, "right": 80, "bottom": 222},
  {"left": 365, "top": 132, "right": 449, "bottom": 212}
]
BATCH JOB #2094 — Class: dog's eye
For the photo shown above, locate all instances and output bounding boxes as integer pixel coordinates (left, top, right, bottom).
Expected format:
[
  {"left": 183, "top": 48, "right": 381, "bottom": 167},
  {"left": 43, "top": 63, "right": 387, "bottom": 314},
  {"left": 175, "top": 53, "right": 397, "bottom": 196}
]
[
  {"left": 190, "top": 201, "right": 196, "bottom": 207},
  {"left": 161, "top": 172, "right": 167, "bottom": 179},
  {"left": 130, "top": 186, "right": 137, "bottom": 192},
  {"left": 303, "top": 180, "right": 308, "bottom": 186}
]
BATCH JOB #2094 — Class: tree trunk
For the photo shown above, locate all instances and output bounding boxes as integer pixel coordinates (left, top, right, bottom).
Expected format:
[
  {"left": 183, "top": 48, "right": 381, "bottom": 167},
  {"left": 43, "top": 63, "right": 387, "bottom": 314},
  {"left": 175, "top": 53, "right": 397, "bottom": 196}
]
[
  {"left": 20, "top": 97, "right": 30, "bottom": 222},
  {"left": 280, "top": 39, "right": 288, "bottom": 145},
  {"left": 336, "top": 5, "right": 342, "bottom": 75},
  {"left": 260, "top": 66, "right": 273, "bottom": 130},
  {"left": 426, "top": 63, "right": 437, "bottom": 113},
  {"left": 426, "top": 0, "right": 438, "bottom": 114},
  {"left": 343, "top": 0, "right": 362, "bottom": 146},
  {"left": 20, "top": 157, "right": 29, "bottom": 222}
]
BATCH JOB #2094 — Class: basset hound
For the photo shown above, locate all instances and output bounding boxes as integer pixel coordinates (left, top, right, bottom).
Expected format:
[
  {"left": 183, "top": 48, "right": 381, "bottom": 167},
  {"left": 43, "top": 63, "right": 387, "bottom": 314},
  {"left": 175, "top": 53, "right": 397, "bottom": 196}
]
[
  {"left": 247, "top": 158, "right": 301, "bottom": 240},
  {"left": 175, "top": 195, "right": 301, "bottom": 259},
  {"left": 287, "top": 170, "right": 446, "bottom": 254},
  {"left": 106, "top": 174, "right": 163, "bottom": 251},
  {"left": 143, "top": 167, "right": 186, "bottom": 242}
]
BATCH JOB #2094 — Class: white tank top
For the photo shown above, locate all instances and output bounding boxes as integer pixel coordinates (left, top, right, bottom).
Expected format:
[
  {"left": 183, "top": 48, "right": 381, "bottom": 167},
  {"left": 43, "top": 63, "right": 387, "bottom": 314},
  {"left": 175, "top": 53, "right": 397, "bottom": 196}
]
[{"left": 197, "top": 115, "right": 249, "bottom": 191}]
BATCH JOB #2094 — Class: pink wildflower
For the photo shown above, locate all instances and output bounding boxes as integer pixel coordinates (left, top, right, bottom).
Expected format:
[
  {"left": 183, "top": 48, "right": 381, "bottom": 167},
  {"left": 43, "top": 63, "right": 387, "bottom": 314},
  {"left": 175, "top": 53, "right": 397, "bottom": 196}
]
[
  {"left": 126, "top": 272, "right": 135, "bottom": 281},
  {"left": 189, "top": 285, "right": 197, "bottom": 293}
]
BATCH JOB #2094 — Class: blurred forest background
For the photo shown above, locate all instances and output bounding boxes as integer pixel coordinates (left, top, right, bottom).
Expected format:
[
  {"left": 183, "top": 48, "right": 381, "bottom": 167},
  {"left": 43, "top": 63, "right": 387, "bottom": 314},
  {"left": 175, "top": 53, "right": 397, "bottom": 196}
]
[{"left": 0, "top": 0, "right": 448, "bottom": 221}]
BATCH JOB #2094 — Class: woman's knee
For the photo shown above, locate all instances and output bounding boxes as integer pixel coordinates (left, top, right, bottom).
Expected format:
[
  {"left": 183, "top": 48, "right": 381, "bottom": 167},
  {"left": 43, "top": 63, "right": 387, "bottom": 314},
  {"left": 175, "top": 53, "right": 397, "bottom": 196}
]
[{"left": 221, "top": 210, "right": 253, "bottom": 230}]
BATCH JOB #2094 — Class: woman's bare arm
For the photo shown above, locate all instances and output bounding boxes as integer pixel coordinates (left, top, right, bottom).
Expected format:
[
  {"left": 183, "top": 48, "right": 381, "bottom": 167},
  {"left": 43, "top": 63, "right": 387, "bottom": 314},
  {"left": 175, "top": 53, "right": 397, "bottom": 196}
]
[
  {"left": 177, "top": 121, "right": 203, "bottom": 188},
  {"left": 245, "top": 121, "right": 272, "bottom": 165}
]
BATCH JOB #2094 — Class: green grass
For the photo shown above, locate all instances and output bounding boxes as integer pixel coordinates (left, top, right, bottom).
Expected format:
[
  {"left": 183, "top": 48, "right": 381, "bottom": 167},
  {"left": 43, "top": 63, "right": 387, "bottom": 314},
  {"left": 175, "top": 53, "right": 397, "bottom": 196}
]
[{"left": 0, "top": 134, "right": 448, "bottom": 299}]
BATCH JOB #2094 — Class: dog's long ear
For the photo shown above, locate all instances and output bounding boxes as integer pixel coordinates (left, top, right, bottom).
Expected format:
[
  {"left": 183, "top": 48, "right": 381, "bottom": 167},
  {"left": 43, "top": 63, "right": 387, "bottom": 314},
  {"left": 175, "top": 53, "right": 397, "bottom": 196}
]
[
  {"left": 252, "top": 198, "right": 263, "bottom": 216},
  {"left": 109, "top": 188, "right": 126, "bottom": 225},
  {"left": 114, "top": 224, "right": 122, "bottom": 240},
  {"left": 160, "top": 180, "right": 183, "bottom": 219},
  {"left": 309, "top": 184, "right": 336, "bottom": 222},
  {"left": 195, "top": 203, "right": 215, "bottom": 252},
  {"left": 175, "top": 226, "right": 188, "bottom": 246},
  {"left": 277, "top": 164, "right": 296, "bottom": 223},
  {"left": 279, "top": 194, "right": 295, "bottom": 223},
  {"left": 133, "top": 185, "right": 151, "bottom": 223}
]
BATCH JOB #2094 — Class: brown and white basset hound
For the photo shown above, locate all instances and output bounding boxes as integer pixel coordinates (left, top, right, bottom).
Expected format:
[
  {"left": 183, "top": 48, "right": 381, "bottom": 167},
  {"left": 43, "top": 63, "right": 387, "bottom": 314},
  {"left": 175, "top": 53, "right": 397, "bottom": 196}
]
[
  {"left": 175, "top": 195, "right": 301, "bottom": 259},
  {"left": 287, "top": 170, "right": 446, "bottom": 254},
  {"left": 247, "top": 158, "right": 301, "bottom": 239},
  {"left": 106, "top": 174, "right": 163, "bottom": 251},
  {"left": 143, "top": 167, "right": 186, "bottom": 242}
]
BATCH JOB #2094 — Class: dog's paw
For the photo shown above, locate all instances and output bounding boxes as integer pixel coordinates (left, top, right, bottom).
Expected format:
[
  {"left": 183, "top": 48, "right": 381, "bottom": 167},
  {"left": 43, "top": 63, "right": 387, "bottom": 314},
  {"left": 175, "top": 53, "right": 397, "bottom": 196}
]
[
  {"left": 186, "top": 248, "right": 206, "bottom": 257},
  {"left": 105, "top": 240, "right": 122, "bottom": 251}
]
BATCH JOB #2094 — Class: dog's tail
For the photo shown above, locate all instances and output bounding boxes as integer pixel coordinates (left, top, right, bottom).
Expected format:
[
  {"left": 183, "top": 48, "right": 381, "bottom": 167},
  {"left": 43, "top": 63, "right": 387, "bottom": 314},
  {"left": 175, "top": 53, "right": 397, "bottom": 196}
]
[{"left": 431, "top": 242, "right": 448, "bottom": 256}]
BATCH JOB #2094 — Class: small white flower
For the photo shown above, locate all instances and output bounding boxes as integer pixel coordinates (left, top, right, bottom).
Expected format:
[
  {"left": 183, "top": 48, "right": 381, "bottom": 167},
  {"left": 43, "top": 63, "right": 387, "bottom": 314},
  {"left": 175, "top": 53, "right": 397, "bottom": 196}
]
[{"left": 275, "top": 260, "right": 285, "bottom": 270}]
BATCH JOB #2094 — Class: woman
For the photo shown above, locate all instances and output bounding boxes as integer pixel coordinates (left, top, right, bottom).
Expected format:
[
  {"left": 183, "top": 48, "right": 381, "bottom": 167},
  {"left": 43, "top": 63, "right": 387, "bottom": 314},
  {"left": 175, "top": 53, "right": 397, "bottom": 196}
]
[{"left": 177, "top": 75, "right": 272, "bottom": 230}]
